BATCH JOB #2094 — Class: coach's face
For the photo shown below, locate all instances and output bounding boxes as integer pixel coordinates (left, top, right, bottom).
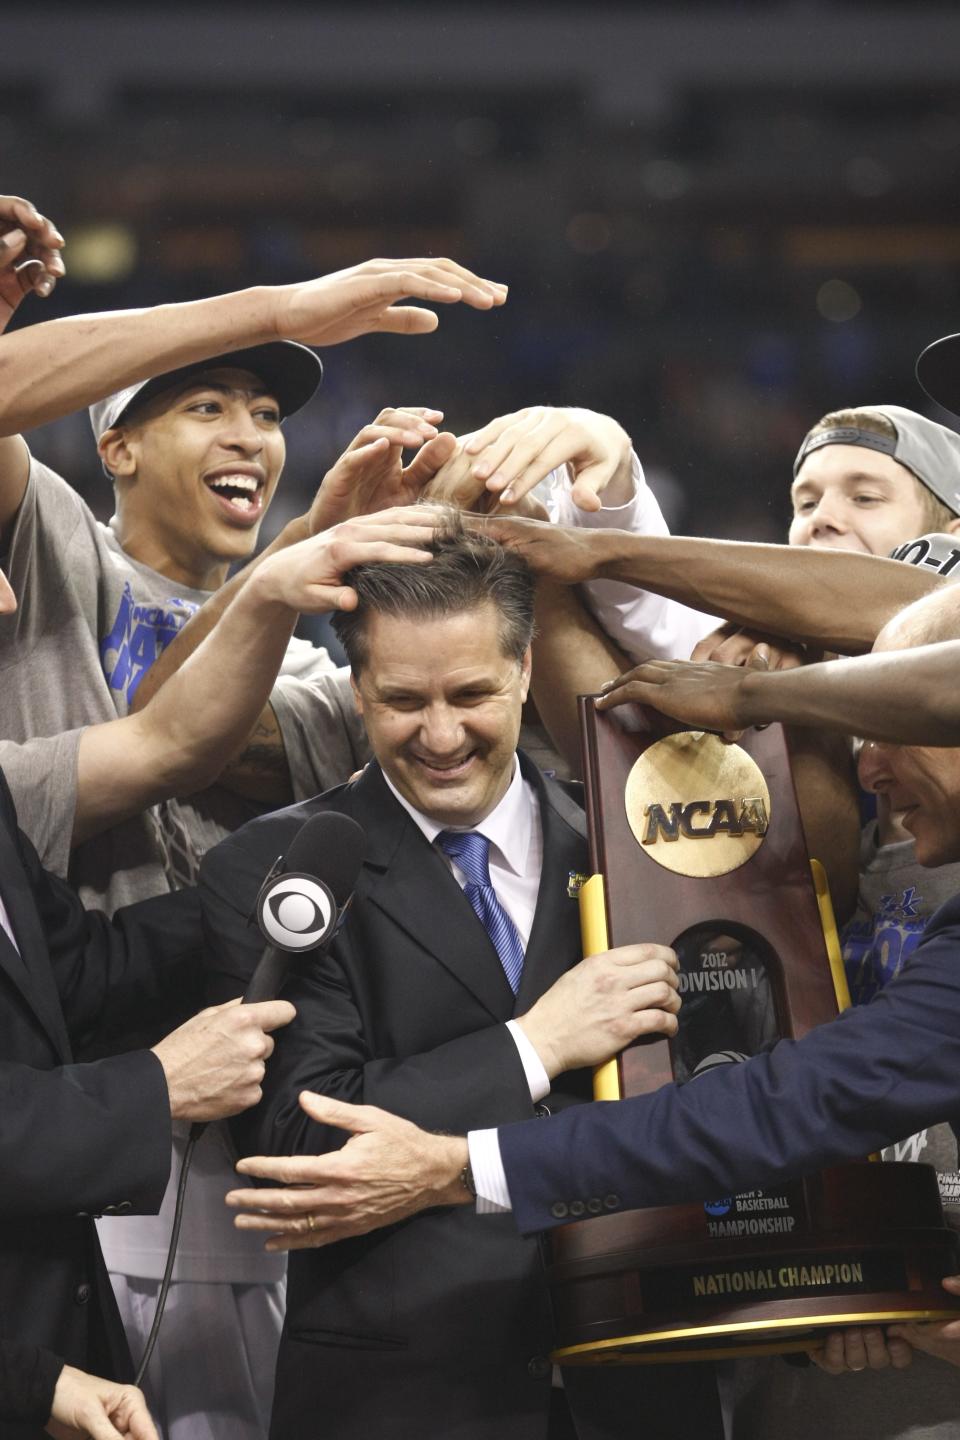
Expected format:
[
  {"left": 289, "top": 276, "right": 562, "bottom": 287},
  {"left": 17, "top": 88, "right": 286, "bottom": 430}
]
[{"left": 351, "top": 602, "right": 531, "bottom": 828}]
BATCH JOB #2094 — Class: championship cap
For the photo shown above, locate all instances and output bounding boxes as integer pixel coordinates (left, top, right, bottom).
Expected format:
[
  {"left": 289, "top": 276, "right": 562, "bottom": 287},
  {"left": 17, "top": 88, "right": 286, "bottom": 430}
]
[
  {"left": 88, "top": 340, "right": 323, "bottom": 441},
  {"left": 793, "top": 404, "right": 960, "bottom": 518}
]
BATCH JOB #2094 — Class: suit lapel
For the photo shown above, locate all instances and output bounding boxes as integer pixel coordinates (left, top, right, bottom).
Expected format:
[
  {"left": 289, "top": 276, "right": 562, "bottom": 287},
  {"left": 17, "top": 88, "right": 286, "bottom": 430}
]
[
  {"left": 0, "top": 807, "right": 73, "bottom": 1060},
  {"left": 346, "top": 766, "right": 517, "bottom": 1021},
  {"left": 515, "top": 758, "right": 588, "bottom": 1014}
]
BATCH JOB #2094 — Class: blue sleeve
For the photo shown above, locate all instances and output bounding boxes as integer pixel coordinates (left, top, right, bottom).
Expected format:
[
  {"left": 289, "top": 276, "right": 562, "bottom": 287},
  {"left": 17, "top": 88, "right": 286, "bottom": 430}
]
[{"left": 501, "top": 895, "right": 960, "bottom": 1234}]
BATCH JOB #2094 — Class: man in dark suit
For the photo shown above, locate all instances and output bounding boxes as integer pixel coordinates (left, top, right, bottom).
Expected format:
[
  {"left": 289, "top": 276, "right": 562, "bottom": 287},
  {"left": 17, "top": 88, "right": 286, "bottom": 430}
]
[
  {"left": 224, "top": 581, "right": 960, "bottom": 1376},
  {"left": 201, "top": 523, "right": 724, "bottom": 1439},
  {"left": 0, "top": 760, "right": 295, "bottom": 1438},
  {"left": 0, "top": 546, "right": 295, "bottom": 1438},
  {"left": 0, "top": 768, "right": 298, "bottom": 1436}
]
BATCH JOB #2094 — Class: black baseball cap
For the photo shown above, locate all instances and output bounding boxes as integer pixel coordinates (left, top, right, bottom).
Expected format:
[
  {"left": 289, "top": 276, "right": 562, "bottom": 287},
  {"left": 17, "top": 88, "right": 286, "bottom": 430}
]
[{"left": 89, "top": 340, "right": 322, "bottom": 438}]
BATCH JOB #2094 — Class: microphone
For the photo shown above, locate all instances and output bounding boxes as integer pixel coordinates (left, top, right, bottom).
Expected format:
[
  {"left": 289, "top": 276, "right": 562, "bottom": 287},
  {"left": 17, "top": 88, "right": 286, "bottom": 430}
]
[
  {"left": 243, "top": 811, "right": 366, "bottom": 1003},
  {"left": 160, "top": 813, "right": 367, "bottom": 1385}
]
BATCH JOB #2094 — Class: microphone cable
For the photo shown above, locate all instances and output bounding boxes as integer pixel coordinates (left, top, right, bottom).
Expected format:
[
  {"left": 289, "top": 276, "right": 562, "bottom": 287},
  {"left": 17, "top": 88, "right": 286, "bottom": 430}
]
[
  {"left": 132, "top": 809, "right": 366, "bottom": 1382},
  {"left": 134, "top": 1123, "right": 203, "bottom": 1385}
]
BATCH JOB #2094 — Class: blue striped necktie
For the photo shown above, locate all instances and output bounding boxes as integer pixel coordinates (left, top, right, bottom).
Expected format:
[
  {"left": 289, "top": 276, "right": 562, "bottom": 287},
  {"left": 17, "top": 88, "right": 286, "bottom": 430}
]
[{"left": 436, "top": 829, "right": 525, "bottom": 994}]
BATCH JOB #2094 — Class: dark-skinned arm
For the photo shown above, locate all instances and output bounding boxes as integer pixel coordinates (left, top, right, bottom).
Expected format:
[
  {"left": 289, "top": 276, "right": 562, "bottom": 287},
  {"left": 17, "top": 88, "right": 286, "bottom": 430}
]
[
  {"left": 529, "top": 580, "right": 629, "bottom": 777},
  {"left": 531, "top": 588, "right": 860, "bottom": 921},
  {"left": 475, "top": 517, "right": 940, "bottom": 655},
  {"left": 597, "top": 642, "right": 960, "bottom": 745}
]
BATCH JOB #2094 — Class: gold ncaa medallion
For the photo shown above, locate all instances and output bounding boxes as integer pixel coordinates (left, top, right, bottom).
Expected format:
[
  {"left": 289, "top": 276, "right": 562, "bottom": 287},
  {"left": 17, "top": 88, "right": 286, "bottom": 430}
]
[{"left": 624, "top": 732, "right": 770, "bottom": 878}]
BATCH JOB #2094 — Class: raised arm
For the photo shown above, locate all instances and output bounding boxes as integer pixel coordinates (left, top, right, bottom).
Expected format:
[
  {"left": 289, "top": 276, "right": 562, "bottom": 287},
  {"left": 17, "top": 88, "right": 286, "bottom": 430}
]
[
  {"left": 530, "top": 580, "right": 629, "bottom": 776},
  {"left": 476, "top": 516, "right": 940, "bottom": 655},
  {"left": 0, "top": 194, "right": 66, "bottom": 534},
  {"left": 0, "top": 255, "right": 506, "bottom": 544},
  {"left": 0, "top": 258, "right": 506, "bottom": 439},
  {"left": 596, "top": 641, "right": 960, "bottom": 746}
]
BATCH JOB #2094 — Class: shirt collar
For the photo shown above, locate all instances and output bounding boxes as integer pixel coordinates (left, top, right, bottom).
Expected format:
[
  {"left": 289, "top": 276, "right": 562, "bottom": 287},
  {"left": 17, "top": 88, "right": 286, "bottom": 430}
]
[{"left": 381, "top": 758, "right": 533, "bottom": 876}]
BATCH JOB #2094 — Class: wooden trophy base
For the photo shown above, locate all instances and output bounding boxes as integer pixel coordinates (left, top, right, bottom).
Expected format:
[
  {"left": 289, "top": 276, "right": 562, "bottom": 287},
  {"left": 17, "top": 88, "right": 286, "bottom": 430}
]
[{"left": 548, "top": 1160, "right": 960, "bottom": 1363}]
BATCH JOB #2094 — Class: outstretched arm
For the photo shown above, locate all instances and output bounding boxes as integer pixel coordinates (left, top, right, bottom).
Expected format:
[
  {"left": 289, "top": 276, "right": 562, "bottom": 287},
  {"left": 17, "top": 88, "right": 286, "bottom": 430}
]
[
  {"left": 0, "top": 255, "right": 505, "bottom": 543},
  {"left": 225, "top": 891, "right": 960, "bottom": 1246},
  {"left": 0, "top": 257, "right": 506, "bottom": 438},
  {"left": 474, "top": 516, "right": 939, "bottom": 655},
  {"left": 595, "top": 640, "right": 960, "bottom": 746}
]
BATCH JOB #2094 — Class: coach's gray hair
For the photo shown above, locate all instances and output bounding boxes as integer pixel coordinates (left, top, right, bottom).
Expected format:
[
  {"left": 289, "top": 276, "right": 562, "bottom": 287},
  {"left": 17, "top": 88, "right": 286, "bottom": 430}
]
[{"left": 331, "top": 509, "right": 535, "bottom": 674}]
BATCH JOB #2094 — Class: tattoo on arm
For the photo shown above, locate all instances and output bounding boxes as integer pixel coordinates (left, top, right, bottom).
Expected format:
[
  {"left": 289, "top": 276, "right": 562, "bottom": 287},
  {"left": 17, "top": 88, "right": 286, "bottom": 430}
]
[{"left": 218, "top": 707, "right": 294, "bottom": 805}]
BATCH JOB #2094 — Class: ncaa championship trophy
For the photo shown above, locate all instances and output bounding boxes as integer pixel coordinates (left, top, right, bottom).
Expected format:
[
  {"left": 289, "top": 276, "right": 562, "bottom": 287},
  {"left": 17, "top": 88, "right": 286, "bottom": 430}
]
[{"left": 546, "top": 700, "right": 960, "bottom": 1364}]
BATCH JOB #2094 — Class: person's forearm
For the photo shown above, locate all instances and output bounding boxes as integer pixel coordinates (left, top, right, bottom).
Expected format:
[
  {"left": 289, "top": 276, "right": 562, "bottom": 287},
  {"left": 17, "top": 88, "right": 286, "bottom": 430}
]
[
  {"left": 737, "top": 642, "right": 960, "bottom": 743},
  {"left": 0, "top": 286, "right": 277, "bottom": 436},
  {"left": 130, "top": 514, "right": 308, "bottom": 713},
  {"left": 592, "top": 532, "right": 939, "bottom": 654},
  {"left": 73, "top": 573, "right": 299, "bottom": 843},
  {"left": 531, "top": 581, "right": 628, "bottom": 777},
  {"left": 135, "top": 565, "right": 298, "bottom": 788}
]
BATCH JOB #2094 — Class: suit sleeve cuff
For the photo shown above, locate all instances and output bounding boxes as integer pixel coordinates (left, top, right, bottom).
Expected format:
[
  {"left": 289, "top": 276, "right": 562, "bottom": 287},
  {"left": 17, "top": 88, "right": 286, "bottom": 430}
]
[
  {"left": 468, "top": 1128, "right": 514, "bottom": 1212},
  {"left": 505, "top": 1019, "right": 551, "bottom": 1103}
]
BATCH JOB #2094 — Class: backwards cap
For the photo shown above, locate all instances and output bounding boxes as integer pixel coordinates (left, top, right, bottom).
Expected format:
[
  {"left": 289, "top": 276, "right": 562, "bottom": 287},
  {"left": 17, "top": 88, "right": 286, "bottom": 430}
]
[{"left": 793, "top": 404, "right": 960, "bottom": 517}]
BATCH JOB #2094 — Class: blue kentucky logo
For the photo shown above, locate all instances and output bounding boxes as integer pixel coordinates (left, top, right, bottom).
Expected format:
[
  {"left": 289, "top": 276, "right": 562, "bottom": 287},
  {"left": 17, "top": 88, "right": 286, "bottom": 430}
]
[
  {"left": 841, "top": 886, "right": 927, "bottom": 1005},
  {"left": 100, "top": 582, "right": 199, "bottom": 703}
]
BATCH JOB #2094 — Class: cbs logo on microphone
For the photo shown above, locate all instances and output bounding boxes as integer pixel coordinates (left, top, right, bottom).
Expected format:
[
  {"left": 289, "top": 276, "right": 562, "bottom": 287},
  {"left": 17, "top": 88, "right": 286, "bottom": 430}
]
[{"left": 257, "top": 872, "right": 338, "bottom": 953}]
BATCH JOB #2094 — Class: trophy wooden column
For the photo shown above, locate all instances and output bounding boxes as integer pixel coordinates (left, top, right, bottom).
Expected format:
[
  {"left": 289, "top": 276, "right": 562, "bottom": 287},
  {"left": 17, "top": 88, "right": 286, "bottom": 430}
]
[{"left": 546, "top": 702, "right": 960, "bottom": 1363}]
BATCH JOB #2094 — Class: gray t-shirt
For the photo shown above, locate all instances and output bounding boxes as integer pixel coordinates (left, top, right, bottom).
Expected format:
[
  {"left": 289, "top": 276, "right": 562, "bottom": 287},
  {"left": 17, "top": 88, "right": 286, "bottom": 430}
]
[
  {"left": 0, "top": 457, "right": 368, "bottom": 1280},
  {"left": 723, "top": 826, "right": 960, "bottom": 1439}
]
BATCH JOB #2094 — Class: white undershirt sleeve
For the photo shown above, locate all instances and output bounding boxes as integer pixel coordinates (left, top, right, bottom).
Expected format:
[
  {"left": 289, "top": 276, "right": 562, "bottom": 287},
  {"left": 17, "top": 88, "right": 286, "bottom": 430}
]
[
  {"left": 505, "top": 1019, "right": 551, "bottom": 1103},
  {"left": 545, "top": 453, "right": 719, "bottom": 662},
  {"left": 468, "top": 1128, "right": 514, "bottom": 1213}
]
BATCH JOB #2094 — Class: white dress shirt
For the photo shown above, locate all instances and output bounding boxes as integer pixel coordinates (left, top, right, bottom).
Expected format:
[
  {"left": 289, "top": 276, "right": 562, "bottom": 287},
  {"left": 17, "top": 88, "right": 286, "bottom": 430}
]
[{"left": 381, "top": 761, "right": 553, "bottom": 1118}]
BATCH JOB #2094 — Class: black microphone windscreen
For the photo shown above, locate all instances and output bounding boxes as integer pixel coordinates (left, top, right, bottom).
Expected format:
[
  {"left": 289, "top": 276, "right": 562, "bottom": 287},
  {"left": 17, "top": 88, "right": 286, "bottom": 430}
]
[{"left": 284, "top": 811, "right": 366, "bottom": 905}]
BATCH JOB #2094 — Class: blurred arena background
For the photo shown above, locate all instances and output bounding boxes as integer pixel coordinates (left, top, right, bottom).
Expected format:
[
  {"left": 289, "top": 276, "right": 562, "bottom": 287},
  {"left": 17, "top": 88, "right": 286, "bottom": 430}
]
[{"left": 6, "top": 1, "right": 960, "bottom": 546}]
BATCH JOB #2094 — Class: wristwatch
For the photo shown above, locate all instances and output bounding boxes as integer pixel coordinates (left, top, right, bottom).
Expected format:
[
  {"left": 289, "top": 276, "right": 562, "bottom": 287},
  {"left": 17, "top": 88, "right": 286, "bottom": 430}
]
[{"left": 459, "top": 1156, "right": 477, "bottom": 1199}]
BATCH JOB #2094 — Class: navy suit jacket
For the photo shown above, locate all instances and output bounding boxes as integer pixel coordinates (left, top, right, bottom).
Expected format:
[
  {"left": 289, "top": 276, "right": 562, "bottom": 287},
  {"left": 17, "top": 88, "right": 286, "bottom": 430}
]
[
  {"left": 0, "top": 769, "right": 201, "bottom": 1433},
  {"left": 501, "top": 891, "right": 960, "bottom": 1235}
]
